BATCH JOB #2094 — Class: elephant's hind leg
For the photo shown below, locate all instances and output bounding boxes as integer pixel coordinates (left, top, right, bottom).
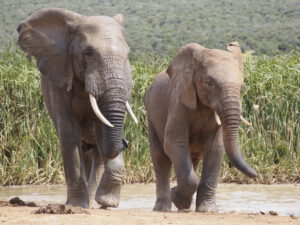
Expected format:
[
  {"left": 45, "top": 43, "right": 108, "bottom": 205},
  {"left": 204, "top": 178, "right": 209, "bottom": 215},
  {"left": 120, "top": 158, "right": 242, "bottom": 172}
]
[
  {"left": 82, "top": 143, "right": 104, "bottom": 208},
  {"left": 191, "top": 152, "right": 202, "bottom": 172},
  {"left": 82, "top": 141, "right": 94, "bottom": 180},
  {"left": 196, "top": 132, "right": 224, "bottom": 212},
  {"left": 149, "top": 120, "right": 172, "bottom": 212}
]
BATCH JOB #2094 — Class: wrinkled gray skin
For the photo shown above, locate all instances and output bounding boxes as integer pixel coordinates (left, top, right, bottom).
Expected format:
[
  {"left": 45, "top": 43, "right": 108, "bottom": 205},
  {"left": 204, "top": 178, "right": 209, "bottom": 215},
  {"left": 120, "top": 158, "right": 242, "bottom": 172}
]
[
  {"left": 145, "top": 42, "right": 257, "bottom": 212},
  {"left": 17, "top": 8, "right": 132, "bottom": 208}
]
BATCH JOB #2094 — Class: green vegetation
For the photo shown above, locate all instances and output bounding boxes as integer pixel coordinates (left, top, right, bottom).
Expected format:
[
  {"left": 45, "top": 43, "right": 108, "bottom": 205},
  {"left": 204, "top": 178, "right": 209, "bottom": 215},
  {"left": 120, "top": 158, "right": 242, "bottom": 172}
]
[
  {"left": 225, "top": 52, "right": 300, "bottom": 183},
  {"left": 1, "top": 0, "right": 300, "bottom": 56},
  {"left": 0, "top": 46, "right": 299, "bottom": 185},
  {"left": 0, "top": 46, "right": 63, "bottom": 184}
]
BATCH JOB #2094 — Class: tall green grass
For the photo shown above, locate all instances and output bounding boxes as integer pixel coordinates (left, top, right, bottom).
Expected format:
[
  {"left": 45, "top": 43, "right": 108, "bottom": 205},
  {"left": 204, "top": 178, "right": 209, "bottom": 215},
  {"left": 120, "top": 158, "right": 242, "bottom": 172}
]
[
  {"left": 0, "top": 46, "right": 299, "bottom": 185},
  {"left": 235, "top": 52, "right": 300, "bottom": 183},
  {"left": 0, "top": 46, "right": 63, "bottom": 185},
  {"left": 123, "top": 54, "right": 172, "bottom": 183}
]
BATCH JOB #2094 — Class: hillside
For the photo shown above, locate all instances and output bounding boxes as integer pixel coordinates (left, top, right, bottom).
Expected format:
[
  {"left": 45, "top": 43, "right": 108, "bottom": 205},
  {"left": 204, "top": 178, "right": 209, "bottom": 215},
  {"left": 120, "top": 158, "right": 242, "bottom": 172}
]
[{"left": 1, "top": 0, "right": 300, "bottom": 55}]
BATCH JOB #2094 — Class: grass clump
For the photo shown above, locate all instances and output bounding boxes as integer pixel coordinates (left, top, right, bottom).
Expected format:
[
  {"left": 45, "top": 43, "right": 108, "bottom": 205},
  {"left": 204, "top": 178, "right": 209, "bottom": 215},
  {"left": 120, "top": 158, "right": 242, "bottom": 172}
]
[
  {"left": 232, "top": 52, "right": 300, "bottom": 183},
  {"left": 0, "top": 46, "right": 299, "bottom": 185},
  {"left": 0, "top": 46, "right": 63, "bottom": 185},
  {"left": 124, "top": 54, "right": 171, "bottom": 183}
]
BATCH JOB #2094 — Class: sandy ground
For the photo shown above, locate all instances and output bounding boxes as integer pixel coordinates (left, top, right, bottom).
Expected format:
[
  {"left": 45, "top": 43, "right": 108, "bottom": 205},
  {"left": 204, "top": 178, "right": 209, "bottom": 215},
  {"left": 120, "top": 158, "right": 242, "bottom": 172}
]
[{"left": 0, "top": 204, "right": 299, "bottom": 225}]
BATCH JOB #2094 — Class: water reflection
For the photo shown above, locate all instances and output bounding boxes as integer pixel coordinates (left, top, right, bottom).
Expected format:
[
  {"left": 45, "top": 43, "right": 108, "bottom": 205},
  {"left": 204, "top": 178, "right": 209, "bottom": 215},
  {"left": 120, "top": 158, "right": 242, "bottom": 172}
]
[{"left": 0, "top": 183, "right": 299, "bottom": 216}]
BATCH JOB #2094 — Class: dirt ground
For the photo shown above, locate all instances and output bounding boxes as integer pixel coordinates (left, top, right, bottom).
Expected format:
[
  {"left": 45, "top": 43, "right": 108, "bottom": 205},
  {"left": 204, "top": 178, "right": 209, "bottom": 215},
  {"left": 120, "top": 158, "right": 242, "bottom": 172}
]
[{"left": 0, "top": 203, "right": 299, "bottom": 225}]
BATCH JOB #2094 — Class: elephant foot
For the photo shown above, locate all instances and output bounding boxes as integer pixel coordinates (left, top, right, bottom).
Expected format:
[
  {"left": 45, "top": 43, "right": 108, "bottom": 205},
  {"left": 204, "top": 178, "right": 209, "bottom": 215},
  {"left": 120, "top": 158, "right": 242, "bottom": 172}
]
[
  {"left": 96, "top": 194, "right": 120, "bottom": 208},
  {"left": 95, "top": 187, "right": 121, "bottom": 208},
  {"left": 66, "top": 189, "right": 89, "bottom": 208},
  {"left": 66, "top": 198, "right": 89, "bottom": 209},
  {"left": 195, "top": 201, "right": 218, "bottom": 213},
  {"left": 170, "top": 187, "right": 193, "bottom": 210},
  {"left": 178, "top": 208, "right": 192, "bottom": 213},
  {"left": 196, "top": 183, "right": 218, "bottom": 213},
  {"left": 89, "top": 198, "right": 99, "bottom": 209},
  {"left": 88, "top": 193, "right": 100, "bottom": 209},
  {"left": 153, "top": 198, "right": 172, "bottom": 212}
]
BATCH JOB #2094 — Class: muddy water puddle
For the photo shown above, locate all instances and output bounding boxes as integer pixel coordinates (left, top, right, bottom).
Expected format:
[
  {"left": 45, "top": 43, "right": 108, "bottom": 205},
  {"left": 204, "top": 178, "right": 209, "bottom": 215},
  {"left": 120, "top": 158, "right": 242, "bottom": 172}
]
[{"left": 0, "top": 183, "right": 299, "bottom": 216}]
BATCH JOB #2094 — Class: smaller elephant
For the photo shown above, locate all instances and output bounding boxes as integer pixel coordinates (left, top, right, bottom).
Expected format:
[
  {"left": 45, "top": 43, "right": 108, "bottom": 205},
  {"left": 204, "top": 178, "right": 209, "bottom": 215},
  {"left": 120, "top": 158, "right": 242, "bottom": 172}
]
[{"left": 145, "top": 42, "right": 257, "bottom": 212}]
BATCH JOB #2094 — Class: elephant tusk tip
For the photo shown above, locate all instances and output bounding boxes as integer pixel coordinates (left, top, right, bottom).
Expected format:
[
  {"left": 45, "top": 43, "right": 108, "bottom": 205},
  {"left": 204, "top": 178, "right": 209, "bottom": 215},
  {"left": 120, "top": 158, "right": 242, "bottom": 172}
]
[
  {"left": 133, "top": 118, "right": 138, "bottom": 125},
  {"left": 130, "top": 116, "right": 138, "bottom": 124},
  {"left": 103, "top": 121, "right": 115, "bottom": 128},
  {"left": 107, "top": 123, "right": 115, "bottom": 128},
  {"left": 240, "top": 115, "right": 252, "bottom": 126},
  {"left": 214, "top": 111, "right": 221, "bottom": 126},
  {"left": 126, "top": 101, "right": 138, "bottom": 124}
]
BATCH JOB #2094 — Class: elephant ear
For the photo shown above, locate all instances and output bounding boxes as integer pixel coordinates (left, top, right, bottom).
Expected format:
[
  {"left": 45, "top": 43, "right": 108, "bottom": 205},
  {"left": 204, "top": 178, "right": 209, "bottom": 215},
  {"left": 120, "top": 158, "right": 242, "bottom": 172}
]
[
  {"left": 17, "top": 8, "right": 82, "bottom": 90},
  {"left": 123, "top": 59, "right": 132, "bottom": 99},
  {"left": 227, "top": 41, "right": 243, "bottom": 72},
  {"left": 166, "top": 44, "right": 206, "bottom": 110},
  {"left": 113, "top": 14, "right": 124, "bottom": 26}
]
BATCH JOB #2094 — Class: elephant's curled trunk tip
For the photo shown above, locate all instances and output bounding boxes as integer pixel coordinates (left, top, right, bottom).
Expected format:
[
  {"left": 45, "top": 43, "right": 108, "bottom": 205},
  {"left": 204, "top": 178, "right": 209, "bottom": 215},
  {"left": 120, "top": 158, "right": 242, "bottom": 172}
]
[
  {"left": 221, "top": 114, "right": 258, "bottom": 179},
  {"left": 227, "top": 153, "right": 258, "bottom": 178}
]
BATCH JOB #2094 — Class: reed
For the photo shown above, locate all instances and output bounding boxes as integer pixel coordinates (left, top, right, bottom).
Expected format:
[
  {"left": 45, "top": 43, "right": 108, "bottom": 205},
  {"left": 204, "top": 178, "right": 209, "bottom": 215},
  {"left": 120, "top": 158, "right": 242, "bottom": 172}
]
[
  {"left": 0, "top": 46, "right": 299, "bottom": 185},
  {"left": 230, "top": 52, "right": 300, "bottom": 183},
  {"left": 0, "top": 46, "right": 63, "bottom": 185}
]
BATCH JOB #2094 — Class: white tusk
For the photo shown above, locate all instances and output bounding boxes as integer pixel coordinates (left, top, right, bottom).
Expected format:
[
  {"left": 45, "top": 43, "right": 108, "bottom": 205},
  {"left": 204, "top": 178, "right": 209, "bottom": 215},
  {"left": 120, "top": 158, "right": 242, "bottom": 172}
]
[
  {"left": 126, "top": 101, "right": 138, "bottom": 124},
  {"left": 240, "top": 115, "right": 252, "bottom": 126},
  {"left": 89, "top": 94, "right": 114, "bottom": 128},
  {"left": 214, "top": 111, "right": 221, "bottom": 126}
]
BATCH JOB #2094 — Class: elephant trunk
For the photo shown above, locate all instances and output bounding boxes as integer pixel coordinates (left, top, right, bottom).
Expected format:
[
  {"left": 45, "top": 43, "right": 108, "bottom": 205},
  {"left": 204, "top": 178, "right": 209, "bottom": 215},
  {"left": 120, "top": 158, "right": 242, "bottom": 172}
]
[
  {"left": 220, "top": 85, "right": 257, "bottom": 178},
  {"left": 85, "top": 55, "right": 128, "bottom": 158},
  {"left": 100, "top": 89, "right": 127, "bottom": 159}
]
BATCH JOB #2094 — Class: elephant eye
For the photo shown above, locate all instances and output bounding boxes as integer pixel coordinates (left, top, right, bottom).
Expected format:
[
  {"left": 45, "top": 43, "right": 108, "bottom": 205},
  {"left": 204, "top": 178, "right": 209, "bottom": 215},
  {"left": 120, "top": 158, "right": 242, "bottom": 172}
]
[
  {"left": 205, "top": 78, "right": 214, "bottom": 87},
  {"left": 83, "top": 47, "right": 94, "bottom": 60}
]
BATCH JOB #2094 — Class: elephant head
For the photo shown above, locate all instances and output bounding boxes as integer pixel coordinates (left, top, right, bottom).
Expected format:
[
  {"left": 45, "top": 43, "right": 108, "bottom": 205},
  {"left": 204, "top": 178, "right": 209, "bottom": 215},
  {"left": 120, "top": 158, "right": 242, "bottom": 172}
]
[
  {"left": 166, "top": 42, "right": 257, "bottom": 178},
  {"left": 17, "top": 8, "right": 137, "bottom": 158}
]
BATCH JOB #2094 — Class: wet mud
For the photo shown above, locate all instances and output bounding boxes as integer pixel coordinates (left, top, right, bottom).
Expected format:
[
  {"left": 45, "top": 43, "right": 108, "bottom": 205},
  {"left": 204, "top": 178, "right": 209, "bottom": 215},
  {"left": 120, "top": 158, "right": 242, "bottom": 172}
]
[
  {"left": 0, "top": 195, "right": 299, "bottom": 225},
  {"left": 0, "top": 205, "right": 299, "bottom": 225},
  {"left": 1, "top": 197, "right": 89, "bottom": 214},
  {"left": 0, "top": 184, "right": 299, "bottom": 216}
]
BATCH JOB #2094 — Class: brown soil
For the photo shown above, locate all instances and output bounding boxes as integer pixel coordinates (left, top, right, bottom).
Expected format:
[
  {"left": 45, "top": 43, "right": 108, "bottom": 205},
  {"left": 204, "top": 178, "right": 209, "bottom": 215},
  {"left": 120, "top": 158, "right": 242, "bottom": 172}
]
[
  {"left": 35, "top": 204, "right": 89, "bottom": 214},
  {"left": 0, "top": 200, "right": 299, "bottom": 225}
]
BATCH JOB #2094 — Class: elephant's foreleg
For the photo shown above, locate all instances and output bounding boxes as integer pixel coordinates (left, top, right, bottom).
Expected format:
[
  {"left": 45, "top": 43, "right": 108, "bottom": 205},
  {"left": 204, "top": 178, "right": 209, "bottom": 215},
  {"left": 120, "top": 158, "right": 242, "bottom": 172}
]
[
  {"left": 196, "top": 131, "right": 224, "bottom": 212},
  {"left": 42, "top": 81, "right": 89, "bottom": 208},
  {"left": 149, "top": 122, "right": 172, "bottom": 212},
  {"left": 165, "top": 139, "right": 198, "bottom": 210},
  {"left": 59, "top": 131, "right": 89, "bottom": 208},
  {"left": 95, "top": 152, "right": 125, "bottom": 208}
]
